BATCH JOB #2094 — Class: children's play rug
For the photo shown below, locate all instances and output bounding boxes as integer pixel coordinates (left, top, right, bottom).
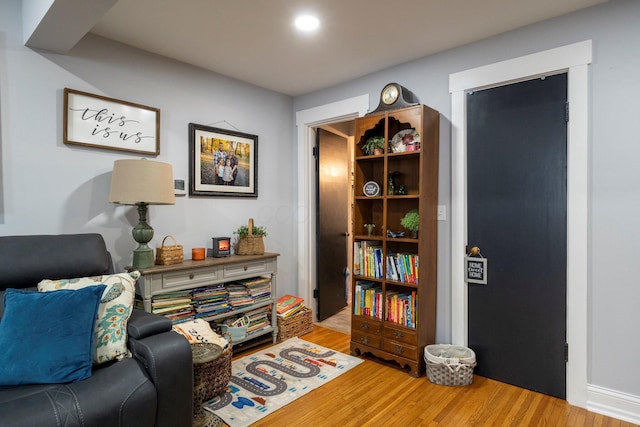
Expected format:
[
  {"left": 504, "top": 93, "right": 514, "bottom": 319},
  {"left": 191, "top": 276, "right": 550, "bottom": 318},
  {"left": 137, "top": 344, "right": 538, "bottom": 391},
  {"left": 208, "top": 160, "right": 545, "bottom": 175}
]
[{"left": 203, "top": 337, "right": 363, "bottom": 427}]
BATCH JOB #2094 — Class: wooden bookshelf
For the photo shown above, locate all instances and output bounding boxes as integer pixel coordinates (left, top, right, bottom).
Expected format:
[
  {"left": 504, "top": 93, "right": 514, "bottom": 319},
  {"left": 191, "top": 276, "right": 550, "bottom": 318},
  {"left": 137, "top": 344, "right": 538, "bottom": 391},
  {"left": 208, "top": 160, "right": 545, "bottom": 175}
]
[{"left": 350, "top": 104, "right": 439, "bottom": 377}]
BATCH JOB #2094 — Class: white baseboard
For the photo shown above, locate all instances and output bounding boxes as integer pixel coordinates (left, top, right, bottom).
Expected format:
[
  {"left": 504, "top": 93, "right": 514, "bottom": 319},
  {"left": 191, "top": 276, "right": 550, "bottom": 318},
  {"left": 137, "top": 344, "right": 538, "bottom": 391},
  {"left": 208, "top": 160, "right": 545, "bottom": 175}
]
[{"left": 587, "top": 384, "right": 640, "bottom": 424}]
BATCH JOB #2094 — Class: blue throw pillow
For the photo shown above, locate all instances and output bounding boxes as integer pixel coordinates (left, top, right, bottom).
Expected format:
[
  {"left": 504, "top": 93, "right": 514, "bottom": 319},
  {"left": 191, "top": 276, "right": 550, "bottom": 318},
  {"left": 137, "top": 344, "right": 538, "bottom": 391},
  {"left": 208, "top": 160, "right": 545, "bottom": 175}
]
[{"left": 0, "top": 285, "right": 106, "bottom": 386}]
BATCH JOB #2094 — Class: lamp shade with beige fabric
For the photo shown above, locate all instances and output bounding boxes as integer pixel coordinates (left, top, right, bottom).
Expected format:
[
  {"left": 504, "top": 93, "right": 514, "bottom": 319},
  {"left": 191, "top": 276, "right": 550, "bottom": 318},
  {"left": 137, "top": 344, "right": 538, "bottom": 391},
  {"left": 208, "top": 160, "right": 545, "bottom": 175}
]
[{"left": 109, "top": 159, "right": 175, "bottom": 269}]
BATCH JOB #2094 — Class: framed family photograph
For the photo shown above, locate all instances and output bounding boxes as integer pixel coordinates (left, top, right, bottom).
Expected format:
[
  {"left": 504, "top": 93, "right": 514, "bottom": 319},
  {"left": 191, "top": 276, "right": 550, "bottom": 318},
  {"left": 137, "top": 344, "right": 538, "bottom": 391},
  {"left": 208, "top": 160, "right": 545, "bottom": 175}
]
[
  {"left": 63, "top": 88, "right": 160, "bottom": 155},
  {"left": 189, "top": 123, "right": 258, "bottom": 197}
]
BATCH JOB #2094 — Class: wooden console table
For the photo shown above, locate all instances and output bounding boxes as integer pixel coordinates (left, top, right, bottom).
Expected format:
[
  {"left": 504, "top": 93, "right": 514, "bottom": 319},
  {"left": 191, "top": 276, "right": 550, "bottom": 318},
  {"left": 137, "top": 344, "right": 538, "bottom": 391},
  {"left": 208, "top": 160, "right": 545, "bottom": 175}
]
[{"left": 133, "top": 253, "right": 279, "bottom": 348}]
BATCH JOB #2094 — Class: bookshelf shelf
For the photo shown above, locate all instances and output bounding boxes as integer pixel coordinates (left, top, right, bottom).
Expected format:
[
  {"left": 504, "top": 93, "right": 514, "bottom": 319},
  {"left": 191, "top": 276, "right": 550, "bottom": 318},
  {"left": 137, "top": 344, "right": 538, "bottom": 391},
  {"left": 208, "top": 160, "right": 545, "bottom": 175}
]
[
  {"left": 134, "top": 253, "right": 279, "bottom": 352},
  {"left": 350, "top": 104, "right": 439, "bottom": 377}
]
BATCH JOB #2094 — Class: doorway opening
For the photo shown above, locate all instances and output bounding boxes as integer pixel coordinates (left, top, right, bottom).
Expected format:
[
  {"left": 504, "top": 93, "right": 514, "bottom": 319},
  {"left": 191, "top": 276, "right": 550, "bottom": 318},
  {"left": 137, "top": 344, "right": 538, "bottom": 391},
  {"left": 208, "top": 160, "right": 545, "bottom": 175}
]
[
  {"left": 295, "top": 95, "right": 369, "bottom": 331},
  {"left": 314, "top": 123, "right": 354, "bottom": 334}
]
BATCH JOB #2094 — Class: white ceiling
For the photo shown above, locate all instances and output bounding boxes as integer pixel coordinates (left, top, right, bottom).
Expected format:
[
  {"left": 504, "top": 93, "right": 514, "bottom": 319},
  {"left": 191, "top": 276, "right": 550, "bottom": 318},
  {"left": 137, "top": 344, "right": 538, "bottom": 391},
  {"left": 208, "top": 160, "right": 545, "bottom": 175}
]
[{"left": 82, "top": 0, "right": 607, "bottom": 96}]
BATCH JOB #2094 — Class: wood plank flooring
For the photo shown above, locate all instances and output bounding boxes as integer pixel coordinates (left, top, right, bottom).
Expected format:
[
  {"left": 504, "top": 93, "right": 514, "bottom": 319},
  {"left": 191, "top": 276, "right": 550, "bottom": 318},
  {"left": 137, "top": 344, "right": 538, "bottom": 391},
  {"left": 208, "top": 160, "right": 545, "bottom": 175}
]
[{"left": 229, "top": 326, "right": 636, "bottom": 427}]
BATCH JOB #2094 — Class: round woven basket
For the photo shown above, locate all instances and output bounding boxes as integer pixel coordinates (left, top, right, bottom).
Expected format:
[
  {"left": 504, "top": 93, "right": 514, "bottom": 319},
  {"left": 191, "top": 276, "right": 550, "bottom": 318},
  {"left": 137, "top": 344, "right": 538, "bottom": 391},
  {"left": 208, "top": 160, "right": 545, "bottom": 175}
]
[
  {"left": 424, "top": 344, "right": 476, "bottom": 386},
  {"left": 192, "top": 342, "right": 232, "bottom": 401}
]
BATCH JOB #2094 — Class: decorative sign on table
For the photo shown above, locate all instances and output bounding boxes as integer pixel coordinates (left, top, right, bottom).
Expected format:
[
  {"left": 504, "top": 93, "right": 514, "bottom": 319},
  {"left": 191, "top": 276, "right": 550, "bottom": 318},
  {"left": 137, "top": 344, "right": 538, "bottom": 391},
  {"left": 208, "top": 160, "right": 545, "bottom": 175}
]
[{"left": 63, "top": 88, "right": 160, "bottom": 155}]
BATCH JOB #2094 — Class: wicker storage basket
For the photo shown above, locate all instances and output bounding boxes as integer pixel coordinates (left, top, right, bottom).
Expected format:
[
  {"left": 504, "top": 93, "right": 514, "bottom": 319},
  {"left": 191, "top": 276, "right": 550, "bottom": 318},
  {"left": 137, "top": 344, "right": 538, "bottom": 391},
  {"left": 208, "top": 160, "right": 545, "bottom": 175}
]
[
  {"left": 191, "top": 341, "right": 232, "bottom": 401},
  {"left": 277, "top": 307, "right": 313, "bottom": 342},
  {"left": 424, "top": 344, "right": 476, "bottom": 386},
  {"left": 155, "top": 235, "right": 184, "bottom": 265},
  {"left": 236, "top": 218, "right": 265, "bottom": 255}
]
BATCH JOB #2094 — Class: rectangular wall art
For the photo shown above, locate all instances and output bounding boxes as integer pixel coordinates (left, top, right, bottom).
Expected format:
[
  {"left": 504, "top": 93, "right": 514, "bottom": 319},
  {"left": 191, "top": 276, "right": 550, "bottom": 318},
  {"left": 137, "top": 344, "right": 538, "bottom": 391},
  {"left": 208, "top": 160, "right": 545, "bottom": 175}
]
[
  {"left": 63, "top": 88, "right": 160, "bottom": 155},
  {"left": 189, "top": 123, "right": 258, "bottom": 198}
]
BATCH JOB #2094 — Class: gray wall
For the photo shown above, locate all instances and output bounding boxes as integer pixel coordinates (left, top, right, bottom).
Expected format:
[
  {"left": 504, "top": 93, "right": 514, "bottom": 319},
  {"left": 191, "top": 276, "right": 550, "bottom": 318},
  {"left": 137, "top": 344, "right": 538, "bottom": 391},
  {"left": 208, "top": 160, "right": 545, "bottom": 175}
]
[
  {"left": 294, "top": 0, "right": 640, "bottom": 399},
  {"left": 2, "top": 0, "right": 639, "bottom": 407},
  {"left": 0, "top": 0, "right": 296, "bottom": 294}
]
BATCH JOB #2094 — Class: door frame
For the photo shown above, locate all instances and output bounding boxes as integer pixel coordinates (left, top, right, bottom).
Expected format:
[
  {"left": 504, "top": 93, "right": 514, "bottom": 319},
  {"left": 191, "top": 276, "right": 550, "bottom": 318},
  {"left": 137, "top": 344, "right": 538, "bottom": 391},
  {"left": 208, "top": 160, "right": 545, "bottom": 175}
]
[
  {"left": 295, "top": 95, "right": 369, "bottom": 321},
  {"left": 449, "top": 40, "right": 592, "bottom": 407}
]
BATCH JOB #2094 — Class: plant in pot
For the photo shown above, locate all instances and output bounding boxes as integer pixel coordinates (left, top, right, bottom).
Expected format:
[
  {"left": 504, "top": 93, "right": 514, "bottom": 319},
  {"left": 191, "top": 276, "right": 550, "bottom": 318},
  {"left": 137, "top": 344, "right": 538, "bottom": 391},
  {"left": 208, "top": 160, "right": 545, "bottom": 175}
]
[
  {"left": 362, "top": 136, "right": 385, "bottom": 156},
  {"left": 400, "top": 209, "right": 420, "bottom": 239},
  {"left": 233, "top": 223, "right": 268, "bottom": 238},
  {"left": 233, "top": 219, "right": 267, "bottom": 255}
]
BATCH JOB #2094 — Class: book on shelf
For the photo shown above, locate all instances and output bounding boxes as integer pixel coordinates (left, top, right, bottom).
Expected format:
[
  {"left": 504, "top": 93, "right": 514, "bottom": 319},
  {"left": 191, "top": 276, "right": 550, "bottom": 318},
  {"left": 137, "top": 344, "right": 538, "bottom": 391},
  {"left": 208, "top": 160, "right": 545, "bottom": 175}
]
[
  {"left": 276, "top": 294, "right": 305, "bottom": 318},
  {"left": 385, "top": 290, "right": 417, "bottom": 328},
  {"left": 353, "top": 280, "right": 382, "bottom": 319},
  {"left": 353, "top": 241, "right": 384, "bottom": 279},
  {"left": 386, "top": 252, "right": 419, "bottom": 284}
]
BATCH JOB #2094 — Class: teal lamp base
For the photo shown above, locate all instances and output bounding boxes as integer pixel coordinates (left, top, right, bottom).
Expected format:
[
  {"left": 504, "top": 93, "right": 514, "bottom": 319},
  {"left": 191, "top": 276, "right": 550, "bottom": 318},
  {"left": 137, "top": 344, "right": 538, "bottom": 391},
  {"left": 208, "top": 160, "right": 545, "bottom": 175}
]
[{"left": 131, "top": 203, "right": 155, "bottom": 270}]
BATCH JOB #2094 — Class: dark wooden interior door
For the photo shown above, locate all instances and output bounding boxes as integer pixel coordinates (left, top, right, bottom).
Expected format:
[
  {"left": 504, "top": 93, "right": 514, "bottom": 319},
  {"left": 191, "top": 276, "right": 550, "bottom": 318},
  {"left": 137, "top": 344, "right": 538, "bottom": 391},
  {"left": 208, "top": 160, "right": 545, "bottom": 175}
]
[
  {"left": 315, "top": 128, "right": 349, "bottom": 321},
  {"left": 467, "top": 73, "right": 568, "bottom": 398}
]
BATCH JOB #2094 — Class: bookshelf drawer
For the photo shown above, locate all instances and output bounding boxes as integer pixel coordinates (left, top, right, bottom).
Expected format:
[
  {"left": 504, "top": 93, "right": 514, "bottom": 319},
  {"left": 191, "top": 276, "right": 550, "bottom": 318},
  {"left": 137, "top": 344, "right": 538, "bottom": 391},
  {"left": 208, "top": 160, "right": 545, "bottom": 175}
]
[
  {"left": 383, "top": 325, "right": 417, "bottom": 345},
  {"left": 382, "top": 340, "right": 419, "bottom": 360},
  {"left": 223, "top": 258, "right": 273, "bottom": 279},
  {"left": 352, "top": 331, "right": 381, "bottom": 348},
  {"left": 162, "top": 266, "right": 219, "bottom": 290},
  {"left": 352, "top": 316, "right": 382, "bottom": 334}
]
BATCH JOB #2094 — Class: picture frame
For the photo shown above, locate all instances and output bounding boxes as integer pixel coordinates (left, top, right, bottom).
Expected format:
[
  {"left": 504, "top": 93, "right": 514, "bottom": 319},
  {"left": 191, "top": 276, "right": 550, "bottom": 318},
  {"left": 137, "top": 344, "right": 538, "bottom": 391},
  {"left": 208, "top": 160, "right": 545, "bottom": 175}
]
[
  {"left": 465, "top": 256, "right": 488, "bottom": 285},
  {"left": 189, "top": 123, "right": 258, "bottom": 198},
  {"left": 63, "top": 88, "right": 160, "bottom": 155}
]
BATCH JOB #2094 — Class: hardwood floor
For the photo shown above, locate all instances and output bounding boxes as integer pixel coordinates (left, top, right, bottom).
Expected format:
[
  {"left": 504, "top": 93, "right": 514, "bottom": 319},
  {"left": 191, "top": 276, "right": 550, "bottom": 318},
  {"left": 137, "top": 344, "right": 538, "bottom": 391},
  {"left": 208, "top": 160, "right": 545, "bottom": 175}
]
[{"left": 230, "top": 326, "right": 636, "bottom": 427}]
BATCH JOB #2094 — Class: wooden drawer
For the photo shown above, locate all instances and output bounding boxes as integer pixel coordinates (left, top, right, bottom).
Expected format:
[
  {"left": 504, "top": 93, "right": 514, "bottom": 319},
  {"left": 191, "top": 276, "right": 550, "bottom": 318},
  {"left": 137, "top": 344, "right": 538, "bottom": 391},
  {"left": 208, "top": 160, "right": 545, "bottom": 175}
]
[
  {"left": 351, "top": 316, "right": 382, "bottom": 335},
  {"left": 223, "top": 258, "right": 273, "bottom": 279},
  {"left": 383, "top": 325, "right": 417, "bottom": 346},
  {"left": 351, "top": 331, "right": 381, "bottom": 348},
  {"left": 162, "top": 266, "right": 219, "bottom": 290},
  {"left": 382, "top": 340, "right": 419, "bottom": 360}
]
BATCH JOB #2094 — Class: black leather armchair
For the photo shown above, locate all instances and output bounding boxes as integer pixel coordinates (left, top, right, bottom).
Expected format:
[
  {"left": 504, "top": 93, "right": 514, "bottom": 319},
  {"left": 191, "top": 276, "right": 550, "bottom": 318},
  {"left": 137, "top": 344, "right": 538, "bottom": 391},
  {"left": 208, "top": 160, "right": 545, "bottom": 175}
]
[{"left": 0, "top": 234, "right": 193, "bottom": 427}]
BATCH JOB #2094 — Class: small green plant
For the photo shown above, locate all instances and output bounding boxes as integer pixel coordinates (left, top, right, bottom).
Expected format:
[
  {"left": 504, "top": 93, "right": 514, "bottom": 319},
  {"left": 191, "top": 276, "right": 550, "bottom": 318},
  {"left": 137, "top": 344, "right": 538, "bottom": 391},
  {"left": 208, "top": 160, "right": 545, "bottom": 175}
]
[
  {"left": 361, "top": 136, "right": 385, "bottom": 155},
  {"left": 400, "top": 209, "right": 420, "bottom": 232},
  {"left": 233, "top": 223, "right": 268, "bottom": 238}
]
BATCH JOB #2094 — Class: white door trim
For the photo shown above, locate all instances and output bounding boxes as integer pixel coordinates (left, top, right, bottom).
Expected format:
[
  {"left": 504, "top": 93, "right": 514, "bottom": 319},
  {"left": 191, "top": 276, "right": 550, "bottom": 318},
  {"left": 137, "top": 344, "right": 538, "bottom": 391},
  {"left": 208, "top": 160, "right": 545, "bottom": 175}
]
[
  {"left": 449, "top": 40, "right": 592, "bottom": 407},
  {"left": 295, "top": 95, "right": 370, "bottom": 321}
]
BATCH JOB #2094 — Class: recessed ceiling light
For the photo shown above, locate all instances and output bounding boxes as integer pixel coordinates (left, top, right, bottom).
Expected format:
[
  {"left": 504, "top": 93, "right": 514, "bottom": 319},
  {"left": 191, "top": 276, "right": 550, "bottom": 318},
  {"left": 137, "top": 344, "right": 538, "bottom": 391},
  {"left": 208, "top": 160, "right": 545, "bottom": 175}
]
[{"left": 294, "top": 15, "right": 320, "bottom": 32}]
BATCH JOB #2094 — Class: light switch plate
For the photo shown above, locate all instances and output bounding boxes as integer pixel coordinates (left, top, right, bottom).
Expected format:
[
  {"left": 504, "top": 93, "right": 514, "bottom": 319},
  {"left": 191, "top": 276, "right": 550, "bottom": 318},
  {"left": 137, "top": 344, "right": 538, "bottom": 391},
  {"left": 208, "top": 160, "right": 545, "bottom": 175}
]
[{"left": 437, "top": 205, "right": 446, "bottom": 221}]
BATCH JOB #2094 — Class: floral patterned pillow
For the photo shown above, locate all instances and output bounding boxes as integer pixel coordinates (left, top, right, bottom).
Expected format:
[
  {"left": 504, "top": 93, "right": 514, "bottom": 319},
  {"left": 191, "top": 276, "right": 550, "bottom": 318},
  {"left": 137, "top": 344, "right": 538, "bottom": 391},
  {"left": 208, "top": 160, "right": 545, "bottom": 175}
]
[{"left": 38, "top": 272, "right": 139, "bottom": 364}]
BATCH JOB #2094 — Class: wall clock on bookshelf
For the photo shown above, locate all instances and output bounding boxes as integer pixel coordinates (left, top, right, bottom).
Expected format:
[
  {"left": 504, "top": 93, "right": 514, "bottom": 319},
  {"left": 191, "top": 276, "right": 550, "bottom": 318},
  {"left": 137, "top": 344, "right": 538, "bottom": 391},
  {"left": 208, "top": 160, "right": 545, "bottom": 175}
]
[{"left": 368, "top": 83, "right": 420, "bottom": 114}]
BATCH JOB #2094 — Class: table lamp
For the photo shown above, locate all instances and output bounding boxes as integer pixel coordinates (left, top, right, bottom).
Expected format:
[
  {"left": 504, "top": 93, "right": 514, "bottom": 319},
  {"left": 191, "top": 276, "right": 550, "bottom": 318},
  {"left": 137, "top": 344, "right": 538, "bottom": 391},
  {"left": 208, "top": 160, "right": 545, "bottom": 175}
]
[{"left": 109, "top": 159, "right": 175, "bottom": 269}]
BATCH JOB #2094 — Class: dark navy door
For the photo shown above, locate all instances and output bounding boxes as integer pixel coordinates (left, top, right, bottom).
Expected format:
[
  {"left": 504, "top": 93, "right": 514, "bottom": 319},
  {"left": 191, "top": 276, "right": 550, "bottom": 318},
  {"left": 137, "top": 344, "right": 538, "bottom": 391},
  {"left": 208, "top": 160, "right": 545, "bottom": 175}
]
[{"left": 467, "top": 74, "right": 568, "bottom": 398}]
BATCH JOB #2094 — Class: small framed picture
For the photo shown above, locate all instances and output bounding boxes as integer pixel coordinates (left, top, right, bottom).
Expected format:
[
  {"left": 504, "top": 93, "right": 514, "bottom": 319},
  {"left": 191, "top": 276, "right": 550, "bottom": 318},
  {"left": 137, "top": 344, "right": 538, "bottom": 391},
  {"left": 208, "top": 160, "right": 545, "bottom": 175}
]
[{"left": 188, "top": 123, "right": 258, "bottom": 198}]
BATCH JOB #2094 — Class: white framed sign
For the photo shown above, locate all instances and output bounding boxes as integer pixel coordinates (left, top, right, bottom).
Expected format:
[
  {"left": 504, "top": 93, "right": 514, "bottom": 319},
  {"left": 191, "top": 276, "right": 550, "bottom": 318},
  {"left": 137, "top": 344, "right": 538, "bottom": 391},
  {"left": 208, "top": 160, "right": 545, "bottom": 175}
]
[
  {"left": 465, "top": 256, "right": 487, "bottom": 285},
  {"left": 63, "top": 88, "right": 160, "bottom": 155}
]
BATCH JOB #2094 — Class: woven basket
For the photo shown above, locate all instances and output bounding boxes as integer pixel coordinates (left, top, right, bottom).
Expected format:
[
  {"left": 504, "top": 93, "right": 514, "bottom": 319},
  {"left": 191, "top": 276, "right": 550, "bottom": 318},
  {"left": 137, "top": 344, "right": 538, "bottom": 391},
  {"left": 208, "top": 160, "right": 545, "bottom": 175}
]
[
  {"left": 425, "top": 360, "right": 476, "bottom": 386},
  {"left": 236, "top": 218, "right": 265, "bottom": 255},
  {"left": 277, "top": 307, "right": 313, "bottom": 342},
  {"left": 424, "top": 344, "right": 476, "bottom": 386},
  {"left": 192, "top": 341, "right": 232, "bottom": 401},
  {"left": 155, "top": 235, "right": 184, "bottom": 265}
]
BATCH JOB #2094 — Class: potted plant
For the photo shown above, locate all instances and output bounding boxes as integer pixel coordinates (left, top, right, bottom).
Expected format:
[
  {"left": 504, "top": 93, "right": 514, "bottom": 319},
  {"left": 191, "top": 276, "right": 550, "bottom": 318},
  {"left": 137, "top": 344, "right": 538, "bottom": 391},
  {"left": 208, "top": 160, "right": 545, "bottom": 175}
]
[
  {"left": 233, "top": 218, "right": 267, "bottom": 255},
  {"left": 400, "top": 209, "right": 420, "bottom": 238},
  {"left": 361, "top": 136, "right": 385, "bottom": 156},
  {"left": 233, "top": 223, "right": 268, "bottom": 238}
]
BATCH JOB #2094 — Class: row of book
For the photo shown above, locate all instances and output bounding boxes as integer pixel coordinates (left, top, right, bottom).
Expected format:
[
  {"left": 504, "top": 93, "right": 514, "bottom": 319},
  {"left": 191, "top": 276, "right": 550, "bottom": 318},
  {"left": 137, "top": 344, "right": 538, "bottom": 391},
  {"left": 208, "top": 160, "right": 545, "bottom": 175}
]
[
  {"left": 353, "top": 280, "right": 418, "bottom": 329},
  {"left": 386, "top": 253, "right": 419, "bottom": 284},
  {"left": 143, "top": 276, "right": 272, "bottom": 324},
  {"left": 353, "top": 241, "right": 419, "bottom": 284},
  {"left": 353, "top": 281, "right": 383, "bottom": 319},
  {"left": 386, "top": 291, "right": 417, "bottom": 328},
  {"left": 353, "top": 241, "right": 383, "bottom": 278}
]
